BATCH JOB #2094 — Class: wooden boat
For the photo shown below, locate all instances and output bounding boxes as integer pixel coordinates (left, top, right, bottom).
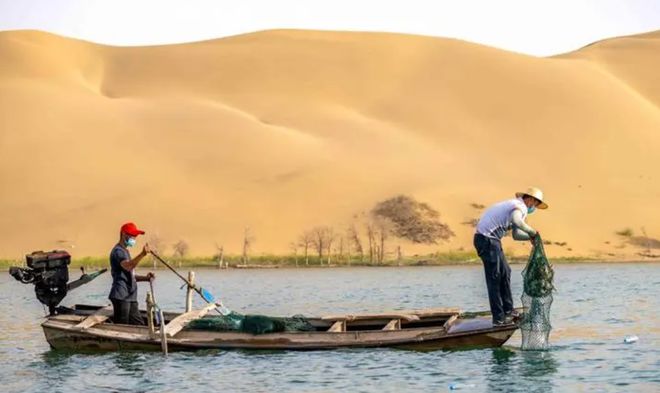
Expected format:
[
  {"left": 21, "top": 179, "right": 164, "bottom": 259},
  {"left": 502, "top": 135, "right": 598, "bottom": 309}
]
[
  {"left": 8, "top": 253, "right": 518, "bottom": 353},
  {"left": 42, "top": 304, "right": 519, "bottom": 352}
]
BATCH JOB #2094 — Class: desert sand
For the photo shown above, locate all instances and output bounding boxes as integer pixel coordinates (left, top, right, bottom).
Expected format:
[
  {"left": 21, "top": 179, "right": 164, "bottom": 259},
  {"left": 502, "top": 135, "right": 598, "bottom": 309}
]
[{"left": 0, "top": 29, "right": 658, "bottom": 260}]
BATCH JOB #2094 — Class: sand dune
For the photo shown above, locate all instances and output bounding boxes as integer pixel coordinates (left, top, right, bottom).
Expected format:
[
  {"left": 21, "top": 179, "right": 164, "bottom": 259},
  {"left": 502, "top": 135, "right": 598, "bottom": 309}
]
[{"left": 0, "top": 29, "right": 659, "bottom": 260}]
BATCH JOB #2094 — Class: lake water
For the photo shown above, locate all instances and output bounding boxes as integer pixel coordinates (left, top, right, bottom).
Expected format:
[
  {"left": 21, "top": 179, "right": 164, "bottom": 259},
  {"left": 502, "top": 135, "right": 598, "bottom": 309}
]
[{"left": 1, "top": 264, "right": 658, "bottom": 392}]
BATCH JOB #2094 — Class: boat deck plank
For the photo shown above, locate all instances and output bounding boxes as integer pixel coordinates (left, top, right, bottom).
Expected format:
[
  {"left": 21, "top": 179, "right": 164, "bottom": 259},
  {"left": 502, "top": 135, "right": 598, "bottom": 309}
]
[
  {"left": 321, "top": 313, "right": 420, "bottom": 322},
  {"left": 73, "top": 305, "right": 113, "bottom": 330},
  {"left": 165, "top": 303, "right": 218, "bottom": 338}
]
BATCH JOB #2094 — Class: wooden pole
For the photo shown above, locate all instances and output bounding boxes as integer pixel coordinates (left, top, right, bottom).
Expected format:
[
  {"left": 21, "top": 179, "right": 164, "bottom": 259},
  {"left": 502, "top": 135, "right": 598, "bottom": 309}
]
[
  {"left": 217, "top": 246, "right": 224, "bottom": 269},
  {"left": 146, "top": 292, "right": 155, "bottom": 336},
  {"left": 149, "top": 279, "right": 167, "bottom": 356},
  {"left": 158, "top": 309, "right": 168, "bottom": 356},
  {"left": 185, "top": 271, "right": 195, "bottom": 312}
]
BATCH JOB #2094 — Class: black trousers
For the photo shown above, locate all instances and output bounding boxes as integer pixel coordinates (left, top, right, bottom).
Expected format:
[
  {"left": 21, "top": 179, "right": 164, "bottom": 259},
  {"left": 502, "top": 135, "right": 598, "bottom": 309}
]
[
  {"left": 111, "top": 299, "right": 144, "bottom": 325},
  {"left": 473, "top": 233, "right": 513, "bottom": 323}
]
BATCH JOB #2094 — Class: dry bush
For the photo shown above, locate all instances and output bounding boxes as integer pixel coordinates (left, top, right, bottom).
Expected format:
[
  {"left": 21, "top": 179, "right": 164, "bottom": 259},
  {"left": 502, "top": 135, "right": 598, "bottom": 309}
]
[
  {"left": 371, "top": 195, "right": 454, "bottom": 244},
  {"left": 172, "top": 240, "right": 189, "bottom": 258},
  {"left": 629, "top": 236, "right": 660, "bottom": 249},
  {"left": 615, "top": 228, "right": 634, "bottom": 237}
]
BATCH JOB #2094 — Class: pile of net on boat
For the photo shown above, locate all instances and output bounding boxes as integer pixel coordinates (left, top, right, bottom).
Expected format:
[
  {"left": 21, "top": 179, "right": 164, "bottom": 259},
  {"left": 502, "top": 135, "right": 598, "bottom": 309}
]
[
  {"left": 520, "top": 235, "right": 555, "bottom": 350},
  {"left": 186, "top": 312, "right": 316, "bottom": 335}
]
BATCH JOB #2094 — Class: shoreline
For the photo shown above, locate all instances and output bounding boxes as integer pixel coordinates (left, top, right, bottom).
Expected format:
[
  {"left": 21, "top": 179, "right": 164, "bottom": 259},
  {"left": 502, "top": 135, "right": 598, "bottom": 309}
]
[{"left": 2, "top": 256, "right": 659, "bottom": 272}]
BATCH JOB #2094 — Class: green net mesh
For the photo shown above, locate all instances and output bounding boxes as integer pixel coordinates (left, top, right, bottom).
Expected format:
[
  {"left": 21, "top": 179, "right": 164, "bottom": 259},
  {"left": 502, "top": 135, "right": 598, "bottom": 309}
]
[
  {"left": 520, "top": 235, "right": 555, "bottom": 350},
  {"left": 186, "top": 312, "right": 316, "bottom": 335}
]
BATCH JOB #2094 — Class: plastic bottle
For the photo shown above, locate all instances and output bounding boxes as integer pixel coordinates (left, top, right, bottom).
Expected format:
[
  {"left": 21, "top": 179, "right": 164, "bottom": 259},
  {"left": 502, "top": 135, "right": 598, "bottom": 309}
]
[
  {"left": 218, "top": 305, "right": 232, "bottom": 315},
  {"left": 449, "top": 383, "right": 476, "bottom": 390},
  {"left": 623, "top": 335, "right": 639, "bottom": 344}
]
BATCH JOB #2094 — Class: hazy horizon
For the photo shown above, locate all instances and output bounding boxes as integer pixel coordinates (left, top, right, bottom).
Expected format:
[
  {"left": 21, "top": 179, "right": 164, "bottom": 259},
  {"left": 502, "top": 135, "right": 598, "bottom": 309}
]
[{"left": 1, "top": 0, "right": 659, "bottom": 56}]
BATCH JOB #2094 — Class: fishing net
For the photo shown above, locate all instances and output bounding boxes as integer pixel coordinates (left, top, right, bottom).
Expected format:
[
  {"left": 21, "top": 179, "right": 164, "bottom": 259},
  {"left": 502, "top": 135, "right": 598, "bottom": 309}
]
[
  {"left": 520, "top": 235, "right": 555, "bottom": 350},
  {"left": 186, "top": 312, "right": 316, "bottom": 335}
]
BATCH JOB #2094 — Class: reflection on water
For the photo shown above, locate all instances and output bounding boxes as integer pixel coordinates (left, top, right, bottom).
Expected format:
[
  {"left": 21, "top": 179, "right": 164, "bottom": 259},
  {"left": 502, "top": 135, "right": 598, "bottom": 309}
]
[
  {"left": 487, "top": 348, "right": 516, "bottom": 392},
  {"left": 113, "top": 352, "right": 147, "bottom": 376},
  {"left": 40, "top": 350, "right": 71, "bottom": 368},
  {"left": 519, "top": 350, "right": 559, "bottom": 379},
  {"left": 485, "top": 348, "right": 558, "bottom": 393},
  {"left": 1, "top": 264, "right": 659, "bottom": 392}
]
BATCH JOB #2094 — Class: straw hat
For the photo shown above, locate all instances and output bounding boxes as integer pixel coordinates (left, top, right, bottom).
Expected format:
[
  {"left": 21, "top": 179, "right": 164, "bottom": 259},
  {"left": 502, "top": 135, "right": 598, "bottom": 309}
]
[{"left": 515, "top": 186, "right": 548, "bottom": 209}]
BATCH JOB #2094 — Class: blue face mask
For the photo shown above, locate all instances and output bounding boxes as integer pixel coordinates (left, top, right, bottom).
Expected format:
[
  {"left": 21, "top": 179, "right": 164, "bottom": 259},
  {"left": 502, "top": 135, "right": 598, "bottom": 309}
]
[
  {"left": 527, "top": 206, "right": 536, "bottom": 215},
  {"left": 125, "top": 237, "right": 137, "bottom": 248}
]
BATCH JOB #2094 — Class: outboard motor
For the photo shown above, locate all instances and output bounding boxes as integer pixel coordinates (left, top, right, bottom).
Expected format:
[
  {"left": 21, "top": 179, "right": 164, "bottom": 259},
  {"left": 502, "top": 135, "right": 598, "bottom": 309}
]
[
  {"left": 9, "top": 250, "right": 106, "bottom": 315},
  {"left": 10, "top": 250, "right": 71, "bottom": 314}
]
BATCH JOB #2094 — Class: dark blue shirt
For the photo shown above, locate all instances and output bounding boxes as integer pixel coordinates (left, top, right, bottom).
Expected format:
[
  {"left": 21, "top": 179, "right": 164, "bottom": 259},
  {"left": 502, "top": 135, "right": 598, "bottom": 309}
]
[{"left": 109, "top": 244, "right": 137, "bottom": 301}]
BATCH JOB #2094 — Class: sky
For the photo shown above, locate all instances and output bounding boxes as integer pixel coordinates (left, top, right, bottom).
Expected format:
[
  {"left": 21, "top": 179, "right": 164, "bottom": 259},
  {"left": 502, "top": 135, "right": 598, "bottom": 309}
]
[{"left": 0, "top": 0, "right": 659, "bottom": 56}]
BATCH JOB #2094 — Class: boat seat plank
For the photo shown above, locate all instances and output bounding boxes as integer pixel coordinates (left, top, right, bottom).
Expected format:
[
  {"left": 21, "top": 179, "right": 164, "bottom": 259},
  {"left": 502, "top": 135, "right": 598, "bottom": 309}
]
[
  {"left": 320, "top": 307, "right": 461, "bottom": 322},
  {"left": 327, "top": 320, "right": 346, "bottom": 332},
  {"left": 164, "top": 303, "right": 218, "bottom": 338},
  {"left": 321, "top": 313, "right": 420, "bottom": 322},
  {"left": 443, "top": 314, "right": 459, "bottom": 330},
  {"left": 74, "top": 305, "right": 113, "bottom": 330},
  {"left": 51, "top": 314, "right": 86, "bottom": 322},
  {"left": 402, "top": 308, "right": 462, "bottom": 317},
  {"left": 382, "top": 319, "right": 401, "bottom": 330}
]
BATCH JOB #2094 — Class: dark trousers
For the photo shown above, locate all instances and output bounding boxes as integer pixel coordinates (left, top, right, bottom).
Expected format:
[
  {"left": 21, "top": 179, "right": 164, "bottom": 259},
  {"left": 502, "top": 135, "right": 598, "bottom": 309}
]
[
  {"left": 473, "top": 233, "right": 513, "bottom": 323},
  {"left": 111, "top": 299, "right": 144, "bottom": 325}
]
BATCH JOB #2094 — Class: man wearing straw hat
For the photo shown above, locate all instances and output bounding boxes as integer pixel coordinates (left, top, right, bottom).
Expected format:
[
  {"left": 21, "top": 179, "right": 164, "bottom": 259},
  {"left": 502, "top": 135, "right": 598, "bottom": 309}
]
[{"left": 474, "top": 187, "right": 548, "bottom": 326}]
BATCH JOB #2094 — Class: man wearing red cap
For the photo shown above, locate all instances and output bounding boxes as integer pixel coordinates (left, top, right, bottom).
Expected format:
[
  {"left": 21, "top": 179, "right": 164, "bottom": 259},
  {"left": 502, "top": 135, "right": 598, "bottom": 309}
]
[{"left": 109, "top": 222, "right": 155, "bottom": 325}]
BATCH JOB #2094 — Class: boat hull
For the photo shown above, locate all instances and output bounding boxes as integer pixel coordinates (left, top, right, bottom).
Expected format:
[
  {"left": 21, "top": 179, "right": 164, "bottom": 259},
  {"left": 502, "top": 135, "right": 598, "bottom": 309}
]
[{"left": 42, "top": 317, "right": 517, "bottom": 352}]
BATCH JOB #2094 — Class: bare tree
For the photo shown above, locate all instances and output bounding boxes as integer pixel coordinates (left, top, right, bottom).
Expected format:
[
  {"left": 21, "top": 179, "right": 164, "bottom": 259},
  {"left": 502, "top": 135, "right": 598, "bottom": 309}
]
[
  {"left": 325, "top": 228, "right": 336, "bottom": 265},
  {"left": 366, "top": 222, "right": 375, "bottom": 263},
  {"left": 172, "top": 240, "right": 189, "bottom": 267},
  {"left": 347, "top": 224, "right": 363, "bottom": 263},
  {"left": 147, "top": 233, "right": 165, "bottom": 269},
  {"left": 311, "top": 226, "right": 334, "bottom": 265},
  {"left": 298, "top": 231, "right": 314, "bottom": 266},
  {"left": 639, "top": 227, "right": 653, "bottom": 257},
  {"left": 289, "top": 242, "right": 299, "bottom": 267},
  {"left": 337, "top": 237, "right": 345, "bottom": 265},
  {"left": 242, "top": 227, "right": 254, "bottom": 265},
  {"left": 375, "top": 219, "right": 390, "bottom": 264}
]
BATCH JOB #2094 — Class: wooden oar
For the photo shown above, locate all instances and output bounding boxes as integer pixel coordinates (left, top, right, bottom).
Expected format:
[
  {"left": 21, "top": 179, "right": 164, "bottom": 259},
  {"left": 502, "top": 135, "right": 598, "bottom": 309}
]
[{"left": 149, "top": 251, "right": 229, "bottom": 315}]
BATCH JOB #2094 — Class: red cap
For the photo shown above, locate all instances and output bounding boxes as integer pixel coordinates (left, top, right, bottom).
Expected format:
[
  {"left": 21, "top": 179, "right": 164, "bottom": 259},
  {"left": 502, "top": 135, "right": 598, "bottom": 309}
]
[{"left": 120, "top": 222, "right": 145, "bottom": 237}]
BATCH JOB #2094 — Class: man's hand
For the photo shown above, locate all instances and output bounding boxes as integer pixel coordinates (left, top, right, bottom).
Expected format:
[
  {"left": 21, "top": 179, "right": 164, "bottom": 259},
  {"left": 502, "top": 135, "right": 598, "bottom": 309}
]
[
  {"left": 530, "top": 232, "right": 540, "bottom": 245},
  {"left": 136, "top": 271, "right": 156, "bottom": 282},
  {"left": 141, "top": 243, "right": 151, "bottom": 257}
]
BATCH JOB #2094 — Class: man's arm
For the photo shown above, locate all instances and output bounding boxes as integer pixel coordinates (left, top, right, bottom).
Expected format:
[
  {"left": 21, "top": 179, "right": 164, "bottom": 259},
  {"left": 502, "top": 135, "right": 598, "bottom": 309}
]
[
  {"left": 511, "top": 209, "right": 537, "bottom": 241},
  {"left": 136, "top": 272, "right": 155, "bottom": 282},
  {"left": 120, "top": 244, "right": 150, "bottom": 271}
]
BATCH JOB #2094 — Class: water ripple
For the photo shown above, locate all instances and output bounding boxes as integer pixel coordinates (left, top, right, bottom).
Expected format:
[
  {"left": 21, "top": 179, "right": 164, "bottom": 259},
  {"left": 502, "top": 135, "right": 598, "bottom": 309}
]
[{"left": 1, "top": 264, "right": 658, "bottom": 392}]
